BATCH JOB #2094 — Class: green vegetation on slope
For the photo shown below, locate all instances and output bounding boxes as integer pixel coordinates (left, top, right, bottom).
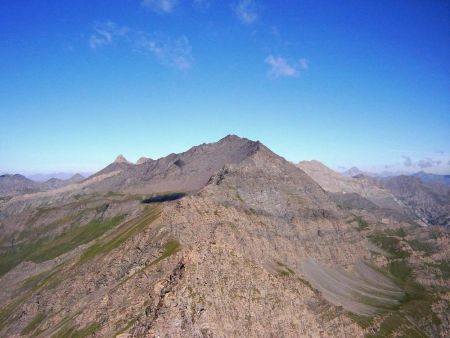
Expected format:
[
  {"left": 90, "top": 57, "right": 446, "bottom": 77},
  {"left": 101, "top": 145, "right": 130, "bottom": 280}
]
[
  {"left": 0, "top": 294, "right": 28, "bottom": 331},
  {"left": 347, "top": 216, "right": 370, "bottom": 231},
  {"left": 21, "top": 270, "right": 52, "bottom": 290},
  {"left": 355, "top": 243, "right": 441, "bottom": 337},
  {"left": 356, "top": 217, "right": 369, "bottom": 231},
  {"left": 21, "top": 312, "right": 45, "bottom": 335},
  {"left": 347, "top": 313, "right": 373, "bottom": 329},
  {"left": 427, "top": 260, "right": 450, "bottom": 280},
  {"left": 365, "top": 260, "right": 434, "bottom": 338},
  {"left": 0, "top": 215, "right": 125, "bottom": 276},
  {"left": 406, "top": 239, "right": 435, "bottom": 256},
  {"left": 275, "top": 260, "right": 295, "bottom": 276},
  {"left": 150, "top": 239, "right": 181, "bottom": 266},
  {"left": 383, "top": 228, "right": 407, "bottom": 238},
  {"left": 53, "top": 322, "right": 100, "bottom": 338},
  {"left": 368, "top": 232, "right": 410, "bottom": 259},
  {"left": 79, "top": 206, "right": 160, "bottom": 264},
  {"left": 0, "top": 206, "right": 162, "bottom": 336},
  {"left": 348, "top": 260, "right": 438, "bottom": 337},
  {"left": 347, "top": 222, "right": 446, "bottom": 336}
]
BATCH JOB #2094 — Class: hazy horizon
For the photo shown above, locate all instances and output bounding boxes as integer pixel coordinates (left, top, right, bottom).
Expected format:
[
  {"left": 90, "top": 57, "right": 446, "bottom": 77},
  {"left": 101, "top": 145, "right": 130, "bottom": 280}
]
[
  {"left": 1, "top": 1, "right": 449, "bottom": 175},
  {"left": 1, "top": 134, "right": 449, "bottom": 177}
]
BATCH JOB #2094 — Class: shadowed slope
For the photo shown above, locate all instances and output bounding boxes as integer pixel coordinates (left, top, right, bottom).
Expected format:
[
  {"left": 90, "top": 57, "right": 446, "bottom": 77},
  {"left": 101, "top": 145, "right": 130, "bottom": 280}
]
[{"left": 84, "top": 135, "right": 263, "bottom": 194}]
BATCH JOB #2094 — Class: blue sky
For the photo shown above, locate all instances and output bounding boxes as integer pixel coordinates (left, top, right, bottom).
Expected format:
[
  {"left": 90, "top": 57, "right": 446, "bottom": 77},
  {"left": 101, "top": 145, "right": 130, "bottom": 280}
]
[{"left": 0, "top": 0, "right": 449, "bottom": 175}]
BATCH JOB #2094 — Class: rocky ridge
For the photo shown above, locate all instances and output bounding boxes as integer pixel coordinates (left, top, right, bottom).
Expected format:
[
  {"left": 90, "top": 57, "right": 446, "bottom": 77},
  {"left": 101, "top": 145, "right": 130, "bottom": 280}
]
[
  {"left": 0, "top": 136, "right": 448, "bottom": 337},
  {"left": 0, "top": 173, "right": 84, "bottom": 198},
  {"left": 297, "top": 160, "right": 406, "bottom": 213},
  {"left": 375, "top": 175, "right": 450, "bottom": 228}
]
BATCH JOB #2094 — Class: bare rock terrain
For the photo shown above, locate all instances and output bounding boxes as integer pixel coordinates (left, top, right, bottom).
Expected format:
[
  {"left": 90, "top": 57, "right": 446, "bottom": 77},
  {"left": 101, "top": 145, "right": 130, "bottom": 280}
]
[
  {"left": 375, "top": 175, "right": 450, "bottom": 228},
  {"left": 297, "top": 160, "right": 406, "bottom": 212},
  {"left": 0, "top": 136, "right": 448, "bottom": 337}
]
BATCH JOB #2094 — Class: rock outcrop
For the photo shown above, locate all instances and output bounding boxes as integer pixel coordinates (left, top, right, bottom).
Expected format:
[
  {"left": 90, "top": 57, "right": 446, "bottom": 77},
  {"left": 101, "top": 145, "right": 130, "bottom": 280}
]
[{"left": 136, "top": 157, "right": 153, "bottom": 165}]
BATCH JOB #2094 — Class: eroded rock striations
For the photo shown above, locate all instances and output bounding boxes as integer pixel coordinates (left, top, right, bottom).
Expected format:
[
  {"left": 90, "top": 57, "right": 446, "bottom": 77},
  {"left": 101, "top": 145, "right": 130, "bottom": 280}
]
[{"left": 375, "top": 175, "right": 450, "bottom": 228}]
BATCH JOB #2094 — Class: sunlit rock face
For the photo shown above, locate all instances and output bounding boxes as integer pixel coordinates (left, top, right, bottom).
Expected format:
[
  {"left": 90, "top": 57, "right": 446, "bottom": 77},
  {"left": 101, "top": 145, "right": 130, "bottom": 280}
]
[{"left": 0, "top": 136, "right": 448, "bottom": 337}]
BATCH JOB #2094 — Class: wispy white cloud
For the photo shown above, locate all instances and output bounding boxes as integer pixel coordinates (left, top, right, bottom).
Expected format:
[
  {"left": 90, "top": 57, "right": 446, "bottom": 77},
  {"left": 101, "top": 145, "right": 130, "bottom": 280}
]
[
  {"left": 89, "top": 22, "right": 193, "bottom": 70},
  {"left": 138, "top": 35, "right": 193, "bottom": 70},
  {"left": 417, "top": 158, "right": 441, "bottom": 169},
  {"left": 401, "top": 155, "right": 442, "bottom": 169},
  {"left": 234, "top": 0, "right": 258, "bottom": 24},
  {"left": 271, "top": 26, "right": 280, "bottom": 38},
  {"left": 89, "top": 22, "right": 129, "bottom": 49},
  {"left": 141, "top": 0, "right": 178, "bottom": 13},
  {"left": 299, "top": 58, "right": 308, "bottom": 70},
  {"left": 398, "top": 154, "right": 450, "bottom": 173},
  {"left": 264, "top": 55, "right": 308, "bottom": 78}
]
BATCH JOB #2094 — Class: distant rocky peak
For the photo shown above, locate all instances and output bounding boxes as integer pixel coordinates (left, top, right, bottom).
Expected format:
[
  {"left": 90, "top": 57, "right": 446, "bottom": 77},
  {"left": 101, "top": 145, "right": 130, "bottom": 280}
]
[
  {"left": 0, "top": 173, "right": 26, "bottom": 180},
  {"left": 136, "top": 157, "right": 152, "bottom": 165},
  {"left": 219, "top": 134, "right": 241, "bottom": 142},
  {"left": 343, "top": 167, "right": 364, "bottom": 177},
  {"left": 70, "top": 173, "right": 84, "bottom": 182},
  {"left": 114, "top": 155, "right": 129, "bottom": 164},
  {"left": 217, "top": 134, "right": 257, "bottom": 146},
  {"left": 216, "top": 134, "right": 262, "bottom": 152},
  {"left": 298, "top": 160, "right": 329, "bottom": 169}
]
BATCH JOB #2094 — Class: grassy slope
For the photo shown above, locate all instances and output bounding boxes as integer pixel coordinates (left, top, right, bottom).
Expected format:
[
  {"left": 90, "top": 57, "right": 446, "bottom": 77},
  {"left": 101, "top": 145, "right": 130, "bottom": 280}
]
[
  {"left": 0, "top": 215, "right": 125, "bottom": 276},
  {"left": 360, "top": 228, "right": 446, "bottom": 337},
  {"left": 0, "top": 202, "right": 165, "bottom": 336},
  {"left": 79, "top": 205, "right": 160, "bottom": 264}
]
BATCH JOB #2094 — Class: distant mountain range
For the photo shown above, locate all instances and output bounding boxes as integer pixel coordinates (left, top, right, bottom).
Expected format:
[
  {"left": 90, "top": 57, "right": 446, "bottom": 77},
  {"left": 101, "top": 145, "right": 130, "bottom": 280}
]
[
  {"left": 298, "top": 161, "right": 406, "bottom": 213},
  {"left": 301, "top": 161, "right": 450, "bottom": 228},
  {"left": 374, "top": 175, "right": 450, "bottom": 227},
  {"left": 412, "top": 171, "right": 450, "bottom": 187},
  {"left": 342, "top": 166, "right": 450, "bottom": 185},
  {"left": 0, "top": 173, "right": 84, "bottom": 197},
  {"left": 27, "top": 172, "right": 91, "bottom": 182}
]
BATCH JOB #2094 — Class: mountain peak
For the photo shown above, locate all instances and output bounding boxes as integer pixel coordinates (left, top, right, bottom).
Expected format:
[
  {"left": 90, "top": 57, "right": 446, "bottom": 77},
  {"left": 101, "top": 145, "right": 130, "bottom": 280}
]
[
  {"left": 114, "top": 155, "right": 129, "bottom": 164},
  {"left": 343, "top": 166, "right": 364, "bottom": 177},
  {"left": 218, "top": 134, "right": 253, "bottom": 145},
  {"left": 220, "top": 134, "right": 240, "bottom": 141},
  {"left": 136, "top": 157, "right": 152, "bottom": 165},
  {"left": 299, "top": 159, "right": 325, "bottom": 166},
  {"left": 298, "top": 160, "right": 334, "bottom": 174},
  {"left": 0, "top": 173, "right": 28, "bottom": 180},
  {"left": 69, "top": 173, "right": 84, "bottom": 182},
  {"left": 216, "top": 134, "right": 263, "bottom": 152}
]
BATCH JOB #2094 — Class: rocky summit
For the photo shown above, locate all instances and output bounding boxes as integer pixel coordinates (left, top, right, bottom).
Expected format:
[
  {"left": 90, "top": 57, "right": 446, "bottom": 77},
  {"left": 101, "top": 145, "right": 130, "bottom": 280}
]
[{"left": 0, "top": 136, "right": 449, "bottom": 338}]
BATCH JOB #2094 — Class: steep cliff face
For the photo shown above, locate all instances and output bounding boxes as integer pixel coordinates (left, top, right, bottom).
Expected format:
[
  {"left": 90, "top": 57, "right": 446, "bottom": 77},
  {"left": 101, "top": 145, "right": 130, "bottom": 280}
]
[
  {"left": 376, "top": 175, "right": 450, "bottom": 228},
  {"left": 297, "top": 160, "right": 406, "bottom": 213},
  {"left": 0, "top": 137, "right": 448, "bottom": 337}
]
